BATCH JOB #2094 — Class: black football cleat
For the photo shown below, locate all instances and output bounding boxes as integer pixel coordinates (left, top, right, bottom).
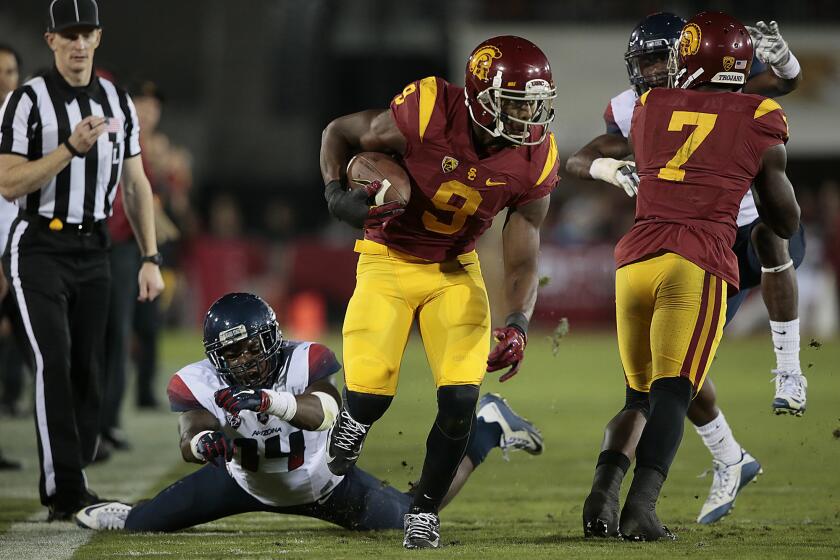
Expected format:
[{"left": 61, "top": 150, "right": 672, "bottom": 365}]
[
  {"left": 619, "top": 467, "right": 676, "bottom": 542},
  {"left": 326, "top": 408, "right": 370, "bottom": 476},
  {"left": 619, "top": 504, "right": 675, "bottom": 542},
  {"left": 582, "top": 462, "right": 625, "bottom": 538},
  {"left": 583, "top": 490, "right": 620, "bottom": 538}
]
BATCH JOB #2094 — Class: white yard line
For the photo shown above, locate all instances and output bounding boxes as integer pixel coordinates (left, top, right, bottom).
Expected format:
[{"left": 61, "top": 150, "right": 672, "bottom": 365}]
[{"left": 0, "top": 403, "right": 182, "bottom": 558}]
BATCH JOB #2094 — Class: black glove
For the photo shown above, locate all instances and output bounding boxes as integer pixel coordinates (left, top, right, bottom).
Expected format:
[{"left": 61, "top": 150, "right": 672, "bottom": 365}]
[
  {"left": 214, "top": 385, "right": 269, "bottom": 416},
  {"left": 325, "top": 180, "right": 404, "bottom": 229},
  {"left": 194, "top": 431, "right": 235, "bottom": 465}
]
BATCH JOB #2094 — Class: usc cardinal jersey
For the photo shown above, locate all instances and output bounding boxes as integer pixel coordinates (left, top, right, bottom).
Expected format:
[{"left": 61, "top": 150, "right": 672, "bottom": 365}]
[
  {"left": 603, "top": 87, "right": 760, "bottom": 228},
  {"left": 166, "top": 342, "right": 343, "bottom": 507},
  {"left": 615, "top": 88, "right": 789, "bottom": 288},
  {"left": 363, "top": 76, "right": 559, "bottom": 263}
]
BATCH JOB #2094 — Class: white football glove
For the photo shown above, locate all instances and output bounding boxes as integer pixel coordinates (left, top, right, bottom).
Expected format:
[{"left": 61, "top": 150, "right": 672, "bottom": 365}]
[
  {"left": 589, "top": 157, "right": 639, "bottom": 197},
  {"left": 746, "top": 21, "right": 790, "bottom": 67}
]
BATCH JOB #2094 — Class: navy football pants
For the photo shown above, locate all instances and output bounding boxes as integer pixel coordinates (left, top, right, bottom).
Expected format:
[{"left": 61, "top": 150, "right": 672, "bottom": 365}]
[{"left": 125, "top": 464, "right": 411, "bottom": 532}]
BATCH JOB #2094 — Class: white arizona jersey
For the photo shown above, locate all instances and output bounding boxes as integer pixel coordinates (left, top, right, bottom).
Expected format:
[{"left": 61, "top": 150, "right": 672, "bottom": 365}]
[
  {"left": 167, "top": 341, "right": 343, "bottom": 507},
  {"left": 604, "top": 87, "right": 759, "bottom": 227}
]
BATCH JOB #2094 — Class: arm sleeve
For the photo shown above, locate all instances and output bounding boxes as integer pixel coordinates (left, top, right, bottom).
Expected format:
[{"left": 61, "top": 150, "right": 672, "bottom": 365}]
[
  {"left": 167, "top": 374, "right": 205, "bottom": 412},
  {"left": 121, "top": 91, "right": 141, "bottom": 158},
  {"left": 604, "top": 101, "right": 621, "bottom": 135},
  {"left": 513, "top": 132, "right": 559, "bottom": 206},
  {"left": 307, "top": 343, "right": 342, "bottom": 385},
  {"left": 389, "top": 76, "right": 447, "bottom": 157},
  {"left": 747, "top": 99, "right": 789, "bottom": 161},
  {"left": 0, "top": 88, "right": 36, "bottom": 158}
]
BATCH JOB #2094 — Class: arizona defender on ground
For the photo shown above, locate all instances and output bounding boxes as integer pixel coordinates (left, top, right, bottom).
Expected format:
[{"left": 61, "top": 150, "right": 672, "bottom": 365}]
[
  {"left": 320, "top": 35, "right": 559, "bottom": 548},
  {"left": 75, "top": 293, "right": 543, "bottom": 533},
  {"left": 566, "top": 12, "right": 807, "bottom": 526},
  {"left": 581, "top": 12, "right": 800, "bottom": 541}
]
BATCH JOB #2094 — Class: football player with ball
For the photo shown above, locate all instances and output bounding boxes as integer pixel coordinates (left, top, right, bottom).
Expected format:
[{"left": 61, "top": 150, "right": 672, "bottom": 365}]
[{"left": 321, "top": 35, "right": 560, "bottom": 548}]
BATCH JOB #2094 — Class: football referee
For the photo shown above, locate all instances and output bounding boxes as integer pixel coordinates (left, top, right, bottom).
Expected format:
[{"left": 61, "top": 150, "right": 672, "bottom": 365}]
[{"left": 0, "top": 0, "right": 164, "bottom": 521}]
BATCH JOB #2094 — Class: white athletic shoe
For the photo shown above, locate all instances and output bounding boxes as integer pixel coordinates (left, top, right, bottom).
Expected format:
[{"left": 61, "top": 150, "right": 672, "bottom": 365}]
[
  {"left": 76, "top": 501, "right": 132, "bottom": 530},
  {"left": 772, "top": 370, "right": 807, "bottom": 416},
  {"left": 477, "top": 393, "right": 543, "bottom": 458},
  {"left": 403, "top": 511, "right": 441, "bottom": 549},
  {"left": 697, "top": 450, "right": 762, "bottom": 524}
]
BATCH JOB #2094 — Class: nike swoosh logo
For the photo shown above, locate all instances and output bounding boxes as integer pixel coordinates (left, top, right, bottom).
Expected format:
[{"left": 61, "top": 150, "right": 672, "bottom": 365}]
[
  {"left": 775, "top": 346, "right": 783, "bottom": 350},
  {"left": 485, "top": 179, "right": 506, "bottom": 186},
  {"left": 772, "top": 330, "right": 787, "bottom": 335},
  {"left": 233, "top": 390, "right": 255, "bottom": 397}
]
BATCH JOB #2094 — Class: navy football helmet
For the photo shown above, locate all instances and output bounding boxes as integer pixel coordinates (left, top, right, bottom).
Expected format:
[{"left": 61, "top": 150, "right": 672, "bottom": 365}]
[
  {"left": 625, "top": 12, "right": 686, "bottom": 95},
  {"left": 203, "top": 293, "right": 284, "bottom": 388}
]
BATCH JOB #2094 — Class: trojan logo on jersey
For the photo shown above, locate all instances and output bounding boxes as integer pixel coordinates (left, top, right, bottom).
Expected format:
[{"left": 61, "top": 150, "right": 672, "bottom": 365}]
[
  {"left": 679, "top": 23, "right": 701, "bottom": 57},
  {"left": 722, "top": 56, "right": 735, "bottom": 71},
  {"left": 441, "top": 156, "right": 459, "bottom": 173},
  {"left": 469, "top": 45, "right": 502, "bottom": 82}
]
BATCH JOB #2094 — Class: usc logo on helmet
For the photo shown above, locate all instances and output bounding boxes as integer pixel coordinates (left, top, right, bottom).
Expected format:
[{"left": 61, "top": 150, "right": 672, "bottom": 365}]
[
  {"left": 722, "top": 56, "right": 735, "bottom": 71},
  {"left": 469, "top": 45, "right": 502, "bottom": 82},
  {"left": 679, "top": 23, "right": 702, "bottom": 57}
]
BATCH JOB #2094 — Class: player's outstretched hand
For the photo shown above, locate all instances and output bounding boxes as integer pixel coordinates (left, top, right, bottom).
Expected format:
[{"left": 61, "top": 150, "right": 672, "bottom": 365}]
[
  {"left": 325, "top": 180, "right": 404, "bottom": 229},
  {"left": 214, "top": 385, "right": 269, "bottom": 416},
  {"left": 193, "top": 431, "right": 235, "bottom": 465},
  {"left": 487, "top": 326, "right": 527, "bottom": 382},
  {"left": 746, "top": 21, "right": 791, "bottom": 67}
]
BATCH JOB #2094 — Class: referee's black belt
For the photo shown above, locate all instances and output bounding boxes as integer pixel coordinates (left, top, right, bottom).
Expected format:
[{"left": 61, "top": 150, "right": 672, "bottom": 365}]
[{"left": 21, "top": 213, "right": 105, "bottom": 235}]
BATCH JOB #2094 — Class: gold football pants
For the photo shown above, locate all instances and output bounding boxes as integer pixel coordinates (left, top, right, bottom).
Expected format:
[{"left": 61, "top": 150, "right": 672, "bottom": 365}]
[
  {"left": 616, "top": 252, "right": 727, "bottom": 393},
  {"left": 342, "top": 240, "right": 491, "bottom": 396}
]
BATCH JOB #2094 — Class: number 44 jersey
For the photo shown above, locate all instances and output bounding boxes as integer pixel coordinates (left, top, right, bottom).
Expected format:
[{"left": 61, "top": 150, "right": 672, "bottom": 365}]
[
  {"left": 167, "top": 342, "right": 343, "bottom": 507},
  {"left": 364, "top": 76, "right": 560, "bottom": 263},
  {"left": 616, "top": 88, "right": 789, "bottom": 289}
]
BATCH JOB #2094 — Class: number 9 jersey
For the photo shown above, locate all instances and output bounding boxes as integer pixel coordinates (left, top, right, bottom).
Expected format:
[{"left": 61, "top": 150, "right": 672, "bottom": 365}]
[
  {"left": 166, "top": 341, "right": 343, "bottom": 507},
  {"left": 617, "top": 87, "right": 789, "bottom": 289},
  {"left": 363, "top": 77, "right": 560, "bottom": 263}
]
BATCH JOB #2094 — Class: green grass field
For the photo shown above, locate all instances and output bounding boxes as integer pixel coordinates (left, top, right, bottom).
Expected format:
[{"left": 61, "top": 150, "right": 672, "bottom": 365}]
[{"left": 1, "top": 329, "right": 838, "bottom": 559}]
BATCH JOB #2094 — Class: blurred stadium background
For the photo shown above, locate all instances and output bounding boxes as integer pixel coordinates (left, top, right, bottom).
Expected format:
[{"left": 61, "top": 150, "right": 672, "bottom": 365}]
[
  {"left": 0, "top": 1, "right": 838, "bottom": 558},
  {"left": 2, "top": 0, "right": 838, "bottom": 337}
]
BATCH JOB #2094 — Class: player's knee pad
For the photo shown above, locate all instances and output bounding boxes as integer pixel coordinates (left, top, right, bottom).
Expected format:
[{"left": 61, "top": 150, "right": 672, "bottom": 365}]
[
  {"left": 344, "top": 389, "right": 393, "bottom": 426},
  {"left": 650, "top": 376, "right": 692, "bottom": 403},
  {"left": 622, "top": 385, "right": 650, "bottom": 417},
  {"left": 435, "top": 384, "right": 479, "bottom": 439}
]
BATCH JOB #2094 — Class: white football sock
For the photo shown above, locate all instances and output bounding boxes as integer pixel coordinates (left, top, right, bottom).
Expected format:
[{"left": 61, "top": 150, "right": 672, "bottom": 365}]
[
  {"left": 770, "top": 319, "right": 801, "bottom": 374},
  {"left": 695, "top": 411, "right": 742, "bottom": 466}
]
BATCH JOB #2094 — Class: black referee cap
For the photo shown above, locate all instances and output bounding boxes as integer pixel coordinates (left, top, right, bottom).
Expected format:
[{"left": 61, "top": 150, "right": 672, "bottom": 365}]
[{"left": 47, "top": 0, "right": 101, "bottom": 33}]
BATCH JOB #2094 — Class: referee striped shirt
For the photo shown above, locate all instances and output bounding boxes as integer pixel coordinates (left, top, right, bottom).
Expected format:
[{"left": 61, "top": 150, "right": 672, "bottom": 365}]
[{"left": 0, "top": 66, "right": 140, "bottom": 223}]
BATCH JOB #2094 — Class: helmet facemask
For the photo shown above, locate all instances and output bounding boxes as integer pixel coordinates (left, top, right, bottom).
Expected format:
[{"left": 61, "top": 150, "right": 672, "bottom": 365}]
[
  {"left": 469, "top": 73, "right": 556, "bottom": 146},
  {"left": 205, "top": 323, "right": 284, "bottom": 389},
  {"left": 667, "top": 45, "right": 683, "bottom": 88},
  {"left": 626, "top": 50, "right": 671, "bottom": 95}
]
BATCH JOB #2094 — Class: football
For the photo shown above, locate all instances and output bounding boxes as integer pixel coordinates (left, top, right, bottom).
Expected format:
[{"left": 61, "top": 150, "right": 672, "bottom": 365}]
[{"left": 346, "top": 152, "right": 411, "bottom": 206}]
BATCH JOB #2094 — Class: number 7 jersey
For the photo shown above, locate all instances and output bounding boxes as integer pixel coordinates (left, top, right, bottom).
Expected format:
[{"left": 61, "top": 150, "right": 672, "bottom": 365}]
[
  {"left": 615, "top": 87, "right": 789, "bottom": 288},
  {"left": 364, "top": 77, "right": 559, "bottom": 262}
]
